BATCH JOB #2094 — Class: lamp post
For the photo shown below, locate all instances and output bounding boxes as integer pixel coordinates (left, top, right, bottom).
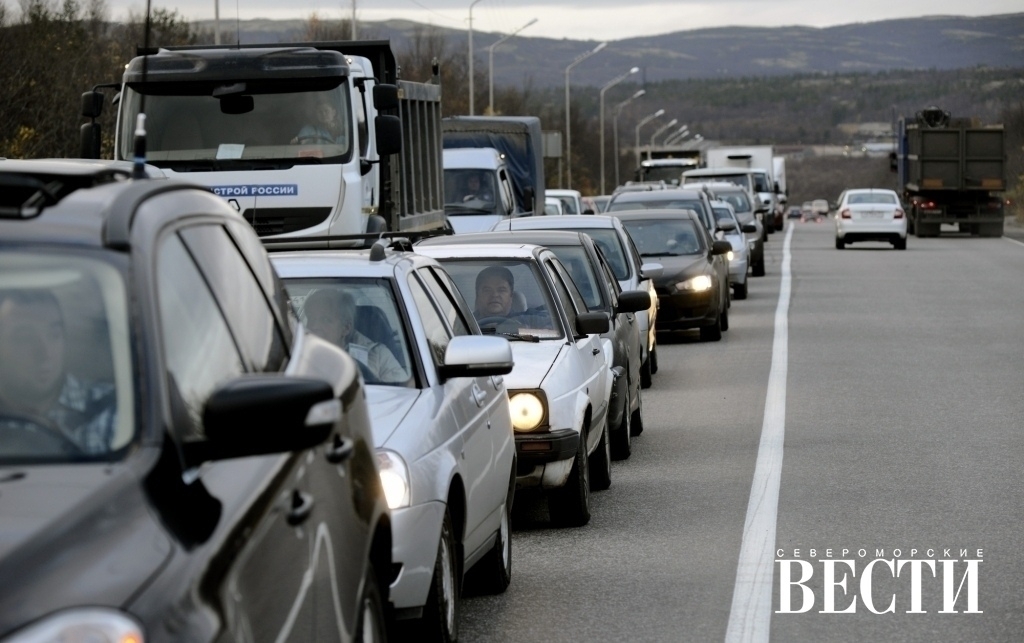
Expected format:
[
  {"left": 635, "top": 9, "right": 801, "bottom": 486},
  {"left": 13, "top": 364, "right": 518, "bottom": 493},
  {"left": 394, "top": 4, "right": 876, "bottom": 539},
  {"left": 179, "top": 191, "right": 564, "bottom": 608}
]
[
  {"left": 487, "top": 18, "right": 537, "bottom": 114},
  {"left": 634, "top": 109, "right": 665, "bottom": 167},
  {"left": 564, "top": 42, "right": 607, "bottom": 188},
  {"left": 599, "top": 66, "right": 639, "bottom": 195},
  {"left": 663, "top": 125, "right": 688, "bottom": 145},
  {"left": 612, "top": 89, "right": 645, "bottom": 189},
  {"left": 649, "top": 118, "right": 678, "bottom": 154},
  {"left": 468, "top": 0, "right": 486, "bottom": 115}
]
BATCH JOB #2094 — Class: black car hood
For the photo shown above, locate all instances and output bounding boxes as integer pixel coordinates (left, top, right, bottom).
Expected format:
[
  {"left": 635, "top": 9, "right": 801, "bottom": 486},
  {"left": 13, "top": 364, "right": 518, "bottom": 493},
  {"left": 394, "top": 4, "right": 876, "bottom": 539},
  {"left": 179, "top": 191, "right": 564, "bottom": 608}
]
[
  {"left": 646, "top": 253, "right": 709, "bottom": 287},
  {"left": 0, "top": 460, "right": 172, "bottom": 636}
]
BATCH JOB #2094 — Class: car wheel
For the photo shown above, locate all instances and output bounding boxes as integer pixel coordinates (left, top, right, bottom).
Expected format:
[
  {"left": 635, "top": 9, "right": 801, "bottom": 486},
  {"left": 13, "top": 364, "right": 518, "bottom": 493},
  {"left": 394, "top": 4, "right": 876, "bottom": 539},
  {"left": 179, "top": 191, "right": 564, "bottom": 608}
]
[
  {"left": 649, "top": 340, "right": 658, "bottom": 375},
  {"left": 835, "top": 237, "right": 845, "bottom": 250},
  {"left": 630, "top": 387, "right": 644, "bottom": 436},
  {"left": 894, "top": 237, "right": 907, "bottom": 250},
  {"left": 752, "top": 255, "right": 766, "bottom": 277},
  {"left": 610, "top": 391, "right": 631, "bottom": 460},
  {"left": 356, "top": 563, "right": 388, "bottom": 643},
  {"left": 733, "top": 281, "right": 748, "bottom": 300},
  {"left": 421, "top": 509, "right": 459, "bottom": 642},
  {"left": 471, "top": 480, "right": 513, "bottom": 595},
  {"left": 640, "top": 352, "right": 652, "bottom": 390},
  {"left": 720, "top": 303, "right": 729, "bottom": 332},
  {"left": 549, "top": 428, "right": 591, "bottom": 527},
  {"left": 700, "top": 314, "right": 723, "bottom": 342},
  {"left": 590, "top": 420, "right": 612, "bottom": 489}
]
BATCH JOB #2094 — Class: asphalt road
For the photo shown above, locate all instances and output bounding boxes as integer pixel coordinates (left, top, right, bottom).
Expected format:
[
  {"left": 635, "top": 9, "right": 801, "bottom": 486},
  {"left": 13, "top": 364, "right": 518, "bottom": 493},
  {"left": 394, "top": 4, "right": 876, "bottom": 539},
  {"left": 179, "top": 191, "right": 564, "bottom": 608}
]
[{"left": 459, "top": 219, "right": 1024, "bottom": 642}]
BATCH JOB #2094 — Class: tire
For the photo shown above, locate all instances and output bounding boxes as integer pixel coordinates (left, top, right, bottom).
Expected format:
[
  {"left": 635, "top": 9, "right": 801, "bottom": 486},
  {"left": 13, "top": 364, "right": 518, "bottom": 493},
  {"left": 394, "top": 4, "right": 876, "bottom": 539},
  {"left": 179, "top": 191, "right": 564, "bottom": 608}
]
[
  {"left": 420, "top": 509, "right": 459, "bottom": 642},
  {"left": 893, "top": 237, "right": 907, "bottom": 250},
  {"left": 630, "top": 388, "right": 645, "bottom": 437},
  {"left": 640, "top": 352, "right": 652, "bottom": 390},
  {"left": 356, "top": 564, "right": 388, "bottom": 643},
  {"left": 699, "top": 313, "right": 723, "bottom": 342},
  {"left": 752, "top": 253, "right": 766, "bottom": 277},
  {"left": 720, "top": 302, "right": 729, "bottom": 332},
  {"left": 589, "top": 420, "right": 612, "bottom": 490},
  {"left": 610, "top": 391, "right": 632, "bottom": 460},
  {"left": 733, "top": 281, "right": 748, "bottom": 300},
  {"left": 472, "top": 481, "right": 513, "bottom": 595},
  {"left": 835, "top": 237, "right": 845, "bottom": 250},
  {"left": 549, "top": 428, "right": 591, "bottom": 527},
  {"left": 649, "top": 340, "right": 658, "bottom": 375}
]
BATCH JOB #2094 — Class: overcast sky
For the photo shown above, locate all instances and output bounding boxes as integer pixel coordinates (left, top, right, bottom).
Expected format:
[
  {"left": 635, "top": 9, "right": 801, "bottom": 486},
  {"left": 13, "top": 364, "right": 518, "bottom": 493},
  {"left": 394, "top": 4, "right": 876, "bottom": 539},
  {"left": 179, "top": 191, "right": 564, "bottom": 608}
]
[{"left": 104, "top": 0, "right": 1020, "bottom": 41}]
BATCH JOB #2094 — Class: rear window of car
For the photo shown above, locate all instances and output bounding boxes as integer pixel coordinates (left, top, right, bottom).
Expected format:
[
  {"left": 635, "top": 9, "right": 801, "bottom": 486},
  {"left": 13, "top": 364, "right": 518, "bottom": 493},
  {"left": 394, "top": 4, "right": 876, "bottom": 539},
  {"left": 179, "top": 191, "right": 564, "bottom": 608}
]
[
  {"left": 578, "top": 229, "right": 629, "bottom": 281},
  {"left": 848, "top": 192, "right": 897, "bottom": 205}
]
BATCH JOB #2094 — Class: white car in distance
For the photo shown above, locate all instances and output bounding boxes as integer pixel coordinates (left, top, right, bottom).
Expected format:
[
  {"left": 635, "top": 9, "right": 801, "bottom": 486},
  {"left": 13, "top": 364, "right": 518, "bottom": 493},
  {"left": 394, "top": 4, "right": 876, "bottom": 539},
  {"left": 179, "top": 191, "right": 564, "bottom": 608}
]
[
  {"left": 833, "top": 188, "right": 908, "bottom": 250},
  {"left": 415, "top": 240, "right": 614, "bottom": 528},
  {"left": 709, "top": 200, "right": 754, "bottom": 300},
  {"left": 271, "top": 243, "right": 516, "bottom": 642}
]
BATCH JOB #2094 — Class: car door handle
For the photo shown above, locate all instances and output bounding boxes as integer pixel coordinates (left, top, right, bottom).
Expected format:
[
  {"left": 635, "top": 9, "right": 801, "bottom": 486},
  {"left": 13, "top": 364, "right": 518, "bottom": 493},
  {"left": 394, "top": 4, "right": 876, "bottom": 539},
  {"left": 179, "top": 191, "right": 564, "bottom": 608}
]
[
  {"left": 287, "top": 490, "right": 314, "bottom": 526},
  {"left": 592, "top": 348, "right": 600, "bottom": 355},
  {"left": 472, "top": 383, "right": 488, "bottom": 407},
  {"left": 325, "top": 435, "right": 354, "bottom": 464},
  {"left": 490, "top": 375, "right": 504, "bottom": 389}
]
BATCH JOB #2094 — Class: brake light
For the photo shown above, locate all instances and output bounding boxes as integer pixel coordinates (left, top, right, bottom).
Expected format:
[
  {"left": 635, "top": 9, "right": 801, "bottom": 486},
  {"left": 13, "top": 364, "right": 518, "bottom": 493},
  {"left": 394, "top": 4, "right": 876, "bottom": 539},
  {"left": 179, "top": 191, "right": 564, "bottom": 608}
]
[
  {"left": 921, "top": 200, "right": 937, "bottom": 209},
  {"left": 894, "top": 209, "right": 904, "bottom": 218},
  {"left": 840, "top": 208, "right": 851, "bottom": 219}
]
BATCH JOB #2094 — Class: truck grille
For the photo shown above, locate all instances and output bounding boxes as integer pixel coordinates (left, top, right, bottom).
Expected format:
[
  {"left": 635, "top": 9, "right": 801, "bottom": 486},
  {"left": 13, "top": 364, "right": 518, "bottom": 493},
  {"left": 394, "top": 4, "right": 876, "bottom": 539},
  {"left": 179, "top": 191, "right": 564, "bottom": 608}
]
[{"left": 244, "top": 208, "right": 332, "bottom": 236}]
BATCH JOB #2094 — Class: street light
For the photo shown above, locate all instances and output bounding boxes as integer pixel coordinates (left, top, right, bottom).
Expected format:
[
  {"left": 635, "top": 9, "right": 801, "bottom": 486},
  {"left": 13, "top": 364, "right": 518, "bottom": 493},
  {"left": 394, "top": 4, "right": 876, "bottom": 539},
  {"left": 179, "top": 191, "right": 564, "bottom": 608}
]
[
  {"left": 649, "top": 118, "right": 678, "bottom": 153},
  {"left": 599, "top": 66, "right": 639, "bottom": 194},
  {"left": 564, "top": 42, "right": 607, "bottom": 188},
  {"left": 634, "top": 109, "right": 665, "bottom": 166},
  {"left": 612, "top": 89, "right": 645, "bottom": 189},
  {"left": 663, "top": 125, "right": 689, "bottom": 145},
  {"left": 468, "top": 0, "right": 486, "bottom": 115},
  {"left": 487, "top": 18, "right": 538, "bottom": 114}
]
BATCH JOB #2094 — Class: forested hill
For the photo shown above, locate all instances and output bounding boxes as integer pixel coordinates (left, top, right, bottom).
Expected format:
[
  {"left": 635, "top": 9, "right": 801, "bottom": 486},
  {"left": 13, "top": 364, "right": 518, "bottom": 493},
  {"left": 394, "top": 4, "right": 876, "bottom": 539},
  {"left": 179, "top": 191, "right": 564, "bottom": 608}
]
[{"left": 202, "top": 13, "right": 1024, "bottom": 87}]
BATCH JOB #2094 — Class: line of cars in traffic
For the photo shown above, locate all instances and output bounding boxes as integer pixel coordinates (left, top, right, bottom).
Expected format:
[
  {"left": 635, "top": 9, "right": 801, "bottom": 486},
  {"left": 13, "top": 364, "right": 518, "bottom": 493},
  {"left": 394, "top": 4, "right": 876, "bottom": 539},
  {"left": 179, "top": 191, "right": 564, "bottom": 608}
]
[{"left": 0, "top": 157, "right": 778, "bottom": 642}]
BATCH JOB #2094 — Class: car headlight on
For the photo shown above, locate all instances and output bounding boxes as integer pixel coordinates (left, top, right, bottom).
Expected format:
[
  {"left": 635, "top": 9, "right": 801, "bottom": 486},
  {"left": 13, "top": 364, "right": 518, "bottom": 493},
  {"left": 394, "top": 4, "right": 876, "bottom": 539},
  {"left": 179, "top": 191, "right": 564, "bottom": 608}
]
[
  {"left": 676, "top": 275, "right": 713, "bottom": 292},
  {"left": 508, "top": 390, "right": 547, "bottom": 432},
  {"left": 4, "top": 608, "right": 144, "bottom": 643},
  {"left": 377, "top": 449, "right": 410, "bottom": 509},
  {"left": 726, "top": 250, "right": 735, "bottom": 261}
]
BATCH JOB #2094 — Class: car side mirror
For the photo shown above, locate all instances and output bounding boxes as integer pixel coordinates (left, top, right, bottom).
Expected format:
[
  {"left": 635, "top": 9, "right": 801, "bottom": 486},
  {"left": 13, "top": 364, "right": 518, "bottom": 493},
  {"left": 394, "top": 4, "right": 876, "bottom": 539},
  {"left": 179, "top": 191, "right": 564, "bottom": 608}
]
[
  {"left": 640, "top": 262, "right": 663, "bottom": 280},
  {"left": 575, "top": 311, "right": 610, "bottom": 336},
  {"left": 741, "top": 223, "right": 758, "bottom": 234},
  {"left": 711, "top": 240, "right": 732, "bottom": 256},
  {"left": 617, "top": 290, "right": 651, "bottom": 314},
  {"left": 717, "top": 220, "right": 737, "bottom": 232},
  {"left": 202, "top": 375, "right": 338, "bottom": 461},
  {"left": 438, "top": 335, "right": 514, "bottom": 380}
]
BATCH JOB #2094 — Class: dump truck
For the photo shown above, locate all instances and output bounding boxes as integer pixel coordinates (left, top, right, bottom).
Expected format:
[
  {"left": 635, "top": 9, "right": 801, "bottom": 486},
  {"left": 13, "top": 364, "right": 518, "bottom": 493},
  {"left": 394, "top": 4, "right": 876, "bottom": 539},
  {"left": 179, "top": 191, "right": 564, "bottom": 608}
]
[
  {"left": 894, "top": 107, "right": 1005, "bottom": 237},
  {"left": 80, "top": 40, "right": 445, "bottom": 242}
]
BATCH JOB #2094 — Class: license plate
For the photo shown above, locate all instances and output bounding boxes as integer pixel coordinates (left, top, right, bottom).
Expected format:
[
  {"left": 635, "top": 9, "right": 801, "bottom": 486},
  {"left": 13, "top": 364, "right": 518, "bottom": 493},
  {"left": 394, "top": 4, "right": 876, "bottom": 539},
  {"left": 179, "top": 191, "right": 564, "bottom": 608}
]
[{"left": 861, "top": 212, "right": 884, "bottom": 219}]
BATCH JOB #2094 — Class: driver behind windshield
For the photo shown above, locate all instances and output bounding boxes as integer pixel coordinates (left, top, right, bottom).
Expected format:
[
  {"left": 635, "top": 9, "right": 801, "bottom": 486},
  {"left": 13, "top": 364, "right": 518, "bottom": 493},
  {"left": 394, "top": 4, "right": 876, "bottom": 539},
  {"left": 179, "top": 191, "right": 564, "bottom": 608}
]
[
  {"left": 474, "top": 266, "right": 514, "bottom": 318},
  {"left": 0, "top": 289, "right": 116, "bottom": 455}
]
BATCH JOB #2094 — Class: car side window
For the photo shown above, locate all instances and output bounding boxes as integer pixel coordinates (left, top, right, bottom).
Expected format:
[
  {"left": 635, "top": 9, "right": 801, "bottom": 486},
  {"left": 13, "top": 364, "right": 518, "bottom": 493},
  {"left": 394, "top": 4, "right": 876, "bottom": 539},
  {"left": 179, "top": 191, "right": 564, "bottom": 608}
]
[
  {"left": 407, "top": 273, "right": 452, "bottom": 367},
  {"left": 225, "top": 219, "right": 296, "bottom": 341},
  {"left": 543, "top": 258, "right": 583, "bottom": 336},
  {"left": 157, "top": 233, "right": 245, "bottom": 441},
  {"left": 179, "top": 225, "right": 288, "bottom": 372},
  {"left": 419, "top": 267, "right": 473, "bottom": 337}
]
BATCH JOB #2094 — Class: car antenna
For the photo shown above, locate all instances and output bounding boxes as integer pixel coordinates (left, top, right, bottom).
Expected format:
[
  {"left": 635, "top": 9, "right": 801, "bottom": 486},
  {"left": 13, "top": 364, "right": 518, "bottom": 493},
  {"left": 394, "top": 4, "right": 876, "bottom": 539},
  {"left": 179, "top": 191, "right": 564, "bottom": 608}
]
[{"left": 131, "top": 0, "right": 153, "bottom": 180}]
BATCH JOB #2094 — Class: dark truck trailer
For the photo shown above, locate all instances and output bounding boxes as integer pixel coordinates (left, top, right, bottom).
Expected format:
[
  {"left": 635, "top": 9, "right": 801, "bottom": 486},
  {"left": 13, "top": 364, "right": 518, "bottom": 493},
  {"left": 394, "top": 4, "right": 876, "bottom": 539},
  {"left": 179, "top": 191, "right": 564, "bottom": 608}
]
[
  {"left": 441, "top": 116, "right": 544, "bottom": 216},
  {"left": 895, "top": 107, "right": 1005, "bottom": 238}
]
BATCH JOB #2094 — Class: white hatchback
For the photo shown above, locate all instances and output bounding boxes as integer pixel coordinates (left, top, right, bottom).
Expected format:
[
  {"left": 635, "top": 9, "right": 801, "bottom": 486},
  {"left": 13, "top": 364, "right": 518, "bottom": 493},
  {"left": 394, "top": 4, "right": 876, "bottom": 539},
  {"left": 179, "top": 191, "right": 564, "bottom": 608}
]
[
  {"left": 834, "top": 188, "right": 908, "bottom": 250},
  {"left": 272, "top": 244, "right": 516, "bottom": 641}
]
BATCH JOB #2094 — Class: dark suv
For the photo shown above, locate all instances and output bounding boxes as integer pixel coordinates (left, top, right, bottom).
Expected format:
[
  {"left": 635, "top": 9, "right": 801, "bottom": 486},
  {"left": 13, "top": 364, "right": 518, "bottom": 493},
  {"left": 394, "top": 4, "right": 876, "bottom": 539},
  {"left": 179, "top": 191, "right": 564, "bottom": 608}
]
[{"left": 0, "top": 160, "right": 392, "bottom": 642}]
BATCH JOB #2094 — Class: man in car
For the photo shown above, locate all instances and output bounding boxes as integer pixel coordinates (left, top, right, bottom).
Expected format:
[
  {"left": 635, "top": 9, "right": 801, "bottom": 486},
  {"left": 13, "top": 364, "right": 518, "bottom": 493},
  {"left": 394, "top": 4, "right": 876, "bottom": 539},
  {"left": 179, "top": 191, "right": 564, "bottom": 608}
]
[
  {"left": 474, "top": 266, "right": 515, "bottom": 319},
  {"left": 461, "top": 172, "right": 494, "bottom": 204},
  {"left": 0, "top": 289, "right": 116, "bottom": 454},
  {"left": 302, "top": 288, "right": 406, "bottom": 383}
]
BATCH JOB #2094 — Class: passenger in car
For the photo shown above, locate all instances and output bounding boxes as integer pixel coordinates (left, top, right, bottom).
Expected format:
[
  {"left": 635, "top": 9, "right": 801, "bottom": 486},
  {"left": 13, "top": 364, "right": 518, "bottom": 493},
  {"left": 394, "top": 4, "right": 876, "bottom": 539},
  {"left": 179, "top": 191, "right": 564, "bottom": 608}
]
[
  {"left": 302, "top": 288, "right": 406, "bottom": 383},
  {"left": 473, "top": 266, "right": 515, "bottom": 319},
  {"left": 0, "top": 289, "right": 116, "bottom": 454}
]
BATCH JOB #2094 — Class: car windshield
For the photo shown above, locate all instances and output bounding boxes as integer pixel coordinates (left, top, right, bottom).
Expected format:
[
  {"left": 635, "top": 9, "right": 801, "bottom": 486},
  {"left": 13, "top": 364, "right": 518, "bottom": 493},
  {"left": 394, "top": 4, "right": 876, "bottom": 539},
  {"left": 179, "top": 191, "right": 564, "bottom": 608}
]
[
  {"left": 0, "top": 251, "right": 135, "bottom": 464},
  {"left": 283, "top": 278, "right": 415, "bottom": 387},
  {"left": 120, "top": 86, "right": 353, "bottom": 167},
  {"left": 621, "top": 219, "right": 705, "bottom": 257},
  {"left": 578, "top": 229, "right": 629, "bottom": 281},
  {"left": 444, "top": 169, "right": 501, "bottom": 214},
  {"left": 545, "top": 246, "right": 606, "bottom": 311},
  {"left": 433, "top": 259, "right": 563, "bottom": 340}
]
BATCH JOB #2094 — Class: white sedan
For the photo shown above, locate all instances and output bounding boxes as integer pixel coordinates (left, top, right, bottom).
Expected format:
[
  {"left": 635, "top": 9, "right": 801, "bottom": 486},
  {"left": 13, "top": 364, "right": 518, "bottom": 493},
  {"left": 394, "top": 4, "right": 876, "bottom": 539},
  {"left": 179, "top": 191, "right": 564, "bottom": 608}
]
[
  {"left": 272, "top": 243, "right": 516, "bottom": 642},
  {"left": 416, "top": 240, "right": 614, "bottom": 528},
  {"left": 834, "top": 188, "right": 908, "bottom": 250}
]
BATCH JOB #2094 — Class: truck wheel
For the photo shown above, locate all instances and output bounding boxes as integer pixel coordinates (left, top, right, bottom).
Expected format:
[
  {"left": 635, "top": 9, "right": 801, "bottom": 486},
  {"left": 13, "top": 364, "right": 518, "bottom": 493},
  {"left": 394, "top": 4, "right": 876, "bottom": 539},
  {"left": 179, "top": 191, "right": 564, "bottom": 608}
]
[
  {"left": 610, "top": 393, "right": 631, "bottom": 460},
  {"left": 978, "top": 222, "right": 1004, "bottom": 237},
  {"left": 549, "top": 428, "right": 591, "bottom": 527}
]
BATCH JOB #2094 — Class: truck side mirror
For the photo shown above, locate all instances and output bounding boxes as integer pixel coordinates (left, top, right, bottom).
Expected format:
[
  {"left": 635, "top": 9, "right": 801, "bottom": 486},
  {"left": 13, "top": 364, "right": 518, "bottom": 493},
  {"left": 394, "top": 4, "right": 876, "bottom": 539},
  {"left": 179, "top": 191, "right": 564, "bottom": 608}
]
[
  {"left": 374, "top": 115, "right": 402, "bottom": 156},
  {"left": 80, "top": 123, "right": 102, "bottom": 159},
  {"left": 889, "top": 151, "right": 898, "bottom": 173},
  {"left": 81, "top": 91, "right": 104, "bottom": 119},
  {"left": 373, "top": 84, "right": 399, "bottom": 111}
]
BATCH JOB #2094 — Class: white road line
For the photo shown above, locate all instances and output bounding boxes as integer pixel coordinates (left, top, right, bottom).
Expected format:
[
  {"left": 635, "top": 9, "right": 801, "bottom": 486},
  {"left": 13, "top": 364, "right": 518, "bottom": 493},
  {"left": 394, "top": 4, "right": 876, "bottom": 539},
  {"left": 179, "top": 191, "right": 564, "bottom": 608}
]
[
  {"left": 724, "top": 222, "right": 794, "bottom": 643},
  {"left": 1003, "top": 235, "right": 1024, "bottom": 249}
]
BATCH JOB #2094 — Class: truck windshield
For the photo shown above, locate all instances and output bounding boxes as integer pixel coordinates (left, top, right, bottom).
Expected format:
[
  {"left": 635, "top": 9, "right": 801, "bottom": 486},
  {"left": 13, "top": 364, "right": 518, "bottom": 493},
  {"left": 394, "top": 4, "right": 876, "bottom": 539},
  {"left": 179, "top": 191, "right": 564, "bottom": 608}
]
[
  {"left": 444, "top": 169, "right": 501, "bottom": 214},
  {"left": 686, "top": 173, "right": 752, "bottom": 192},
  {"left": 119, "top": 86, "right": 353, "bottom": 167},
  {"left": 640, "top": 166, "right": 684, "bottom": 185}
]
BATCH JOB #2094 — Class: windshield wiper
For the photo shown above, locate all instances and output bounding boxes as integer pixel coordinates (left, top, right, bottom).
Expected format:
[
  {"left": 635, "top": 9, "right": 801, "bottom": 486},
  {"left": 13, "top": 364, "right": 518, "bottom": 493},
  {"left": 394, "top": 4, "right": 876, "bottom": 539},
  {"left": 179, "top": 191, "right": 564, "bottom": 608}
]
[
  {"left": 499, "top": 332, "right": 541, "bottom": 342},
  {"left": 444, "top": 203, "right": 495, "bottom": 214}
]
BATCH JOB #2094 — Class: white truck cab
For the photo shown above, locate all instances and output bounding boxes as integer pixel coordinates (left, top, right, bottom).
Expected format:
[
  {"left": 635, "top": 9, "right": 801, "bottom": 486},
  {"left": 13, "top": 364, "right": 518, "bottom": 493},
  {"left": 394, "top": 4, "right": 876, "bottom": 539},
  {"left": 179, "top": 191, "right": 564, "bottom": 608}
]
[{"left": 443, "top": 147, "right": 518, "bottom": 233}]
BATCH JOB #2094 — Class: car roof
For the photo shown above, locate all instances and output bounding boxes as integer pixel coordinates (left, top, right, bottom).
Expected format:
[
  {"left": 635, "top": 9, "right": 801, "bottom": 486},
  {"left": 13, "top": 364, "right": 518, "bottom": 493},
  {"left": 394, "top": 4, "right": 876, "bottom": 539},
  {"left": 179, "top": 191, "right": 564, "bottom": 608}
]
[
  {"left": 610, "top": 187, "right": 705, "bottom": 202},
  {"left": 479, "top": 229, "right": 592, "bottom": 249},
  {"left": 500, "top": 214, "right": 618, "bottom": 231},
  {"left": 609, "top": 209, "right": 704, "bottom": 223},
  {"left": 414, "top": 241, "right": 545, "bottom": 261},
  {"left": 268, "top": 246, "right": 435, "bottom": 278},
  {"left": 418, "top": 230, "right": 584, "bottom": 248}
]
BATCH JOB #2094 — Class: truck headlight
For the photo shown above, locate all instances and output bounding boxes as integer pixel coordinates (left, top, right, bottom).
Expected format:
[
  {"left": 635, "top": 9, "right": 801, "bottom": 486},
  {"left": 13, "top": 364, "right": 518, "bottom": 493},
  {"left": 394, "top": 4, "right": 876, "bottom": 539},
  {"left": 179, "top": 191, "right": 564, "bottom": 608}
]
[
  {"left": 4, "top": 608, "right": 144, "bottom": 643},
  {"left": 676, "top": 275, "right": 712, "bottom": 292},
  {"left": 377, "top": 450, "right": 410, "bottom": 509},
  {"left": 508, "top": 390, "right": 547, "bottom": 432}
]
